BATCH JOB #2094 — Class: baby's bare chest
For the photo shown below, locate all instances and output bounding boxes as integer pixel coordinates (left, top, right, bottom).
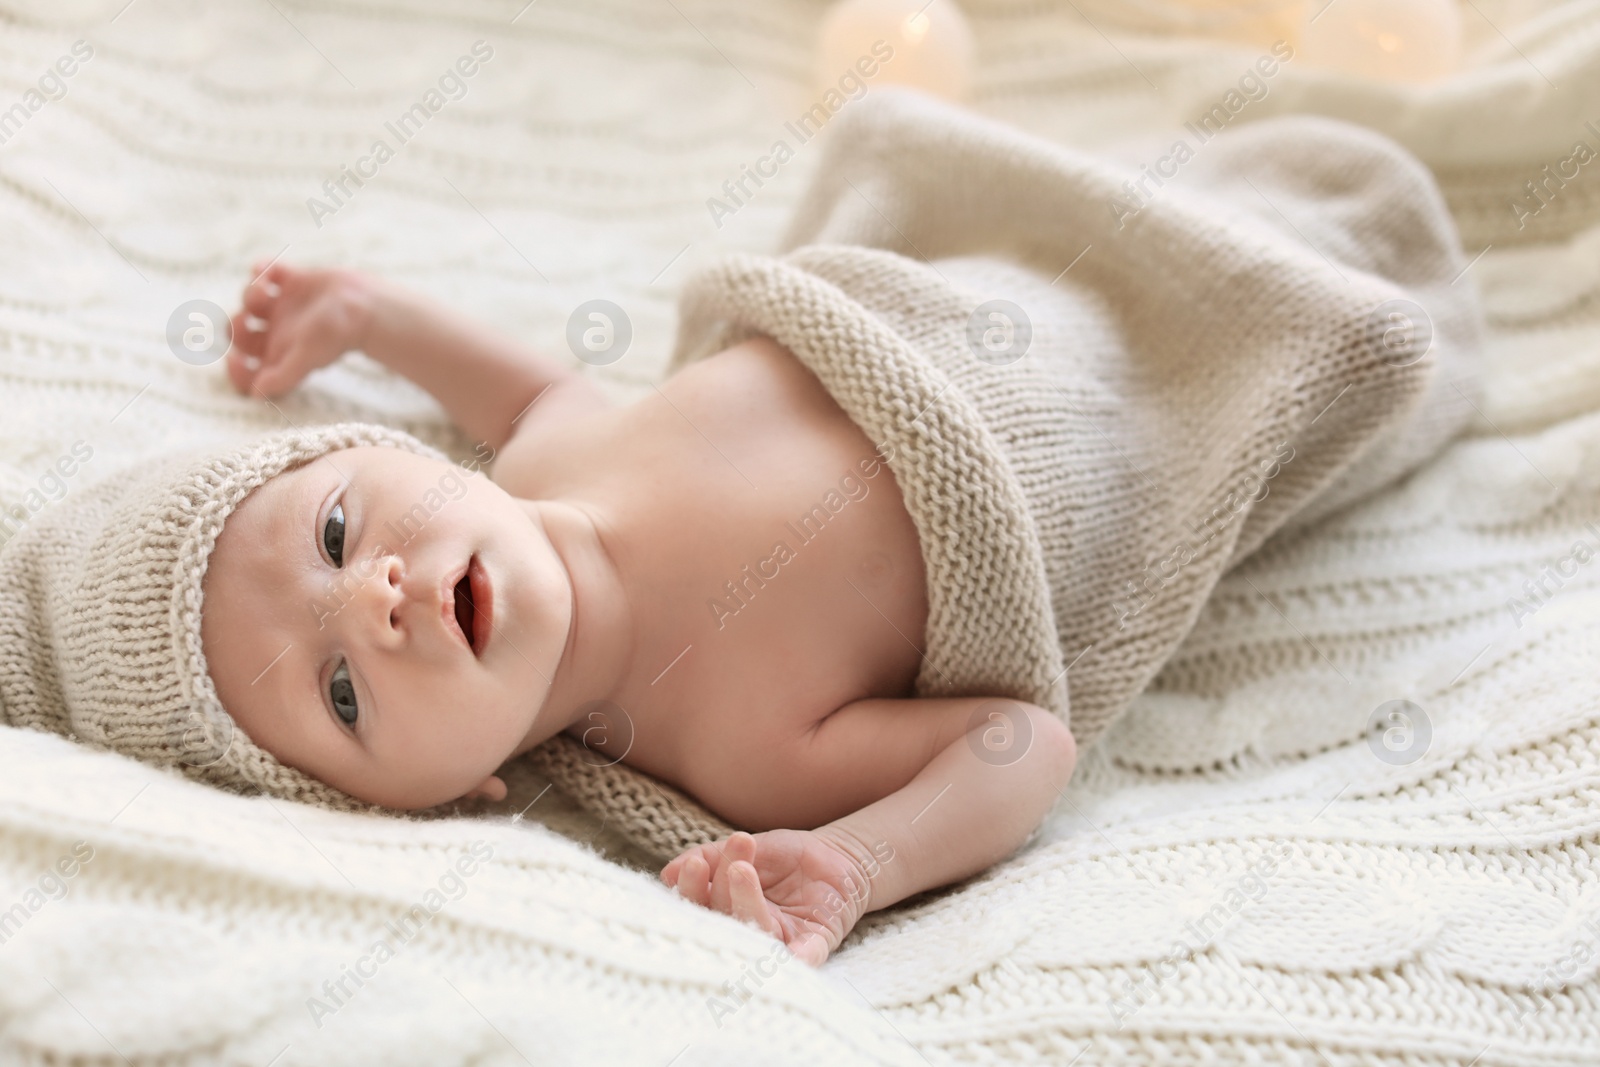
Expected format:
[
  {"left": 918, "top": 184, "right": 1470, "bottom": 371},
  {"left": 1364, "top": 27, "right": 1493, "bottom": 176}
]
[{"left": 508, "top": 338, "right": 930, "bottom": 785}]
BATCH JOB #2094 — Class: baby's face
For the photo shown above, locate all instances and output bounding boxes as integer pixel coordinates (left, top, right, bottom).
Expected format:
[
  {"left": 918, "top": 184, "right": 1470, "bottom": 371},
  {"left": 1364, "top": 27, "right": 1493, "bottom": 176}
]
[{"left": 201, "top": 446, "right": 572, "bottom": 809}]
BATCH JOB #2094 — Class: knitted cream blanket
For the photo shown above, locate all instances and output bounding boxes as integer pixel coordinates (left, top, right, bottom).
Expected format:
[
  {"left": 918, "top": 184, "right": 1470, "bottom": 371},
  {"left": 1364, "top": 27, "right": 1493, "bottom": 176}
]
[{"left": 3, "top": 1, "right": 1600, "bottom": 1064}]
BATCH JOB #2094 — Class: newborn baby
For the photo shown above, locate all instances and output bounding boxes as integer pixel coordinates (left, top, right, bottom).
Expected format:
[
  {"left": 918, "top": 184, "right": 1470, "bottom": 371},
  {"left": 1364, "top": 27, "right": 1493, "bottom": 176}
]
[
  {"left": 208, "top": 261, "right": 1075, "bottom": 965},
  {"left": 0, "top": 92, "right": 1483, "bottom": 970}
]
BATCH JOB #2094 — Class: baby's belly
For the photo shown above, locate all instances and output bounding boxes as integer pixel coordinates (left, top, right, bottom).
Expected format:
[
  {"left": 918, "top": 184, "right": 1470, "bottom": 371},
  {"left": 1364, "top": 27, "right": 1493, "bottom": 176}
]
[{"left": 596, "top": 337, "right": 930, "bottom": 783}]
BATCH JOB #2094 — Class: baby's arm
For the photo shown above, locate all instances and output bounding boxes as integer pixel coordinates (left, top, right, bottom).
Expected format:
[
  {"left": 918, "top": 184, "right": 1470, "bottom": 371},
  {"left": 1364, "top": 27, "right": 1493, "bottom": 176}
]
[
  {"left": 663, "top": 698, "right": 1076, "bottom": 964},
  {"left": 228, "top": 262, "right": 609, "bottom": 447}
]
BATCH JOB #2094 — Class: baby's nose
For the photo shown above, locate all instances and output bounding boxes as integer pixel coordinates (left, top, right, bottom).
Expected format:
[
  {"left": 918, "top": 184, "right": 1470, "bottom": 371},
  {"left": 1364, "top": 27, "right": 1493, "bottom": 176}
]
[{"left": 357, "top": 553, "right": 407, "bottom": 643}]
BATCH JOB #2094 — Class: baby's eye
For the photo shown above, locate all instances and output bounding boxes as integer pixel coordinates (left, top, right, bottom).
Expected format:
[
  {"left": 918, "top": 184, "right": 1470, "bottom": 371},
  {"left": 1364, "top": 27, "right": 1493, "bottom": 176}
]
[
  {"left": 330, "top": 661, "right": 358, "bottom": 726},
  {"left": 323, "top": 502, "right": 347, "bottom": 567}
]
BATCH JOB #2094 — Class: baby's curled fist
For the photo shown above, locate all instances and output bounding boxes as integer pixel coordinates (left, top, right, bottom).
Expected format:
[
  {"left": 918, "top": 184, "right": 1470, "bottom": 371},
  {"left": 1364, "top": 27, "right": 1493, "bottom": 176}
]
[{"left": 662, "top": 829, "right": 883, "bottom": 966}]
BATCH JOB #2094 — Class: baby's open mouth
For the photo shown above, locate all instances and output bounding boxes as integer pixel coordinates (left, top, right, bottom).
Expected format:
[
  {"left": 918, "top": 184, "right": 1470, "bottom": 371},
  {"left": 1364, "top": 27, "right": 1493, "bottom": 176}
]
[{"left": 450, "top": 555, "right": 492, "bottom": 657}]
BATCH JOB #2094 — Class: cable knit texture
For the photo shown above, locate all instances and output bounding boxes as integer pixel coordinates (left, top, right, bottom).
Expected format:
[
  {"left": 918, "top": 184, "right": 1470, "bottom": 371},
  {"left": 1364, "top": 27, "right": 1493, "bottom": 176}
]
[{"left": 2, "top": 0, "right": 1600, "bottom": 1064}]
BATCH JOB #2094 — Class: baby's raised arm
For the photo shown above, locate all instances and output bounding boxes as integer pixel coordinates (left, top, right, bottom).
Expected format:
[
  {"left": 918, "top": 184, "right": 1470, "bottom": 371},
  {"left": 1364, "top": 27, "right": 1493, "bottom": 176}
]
[
  {"left": 228, "top": 263, "right": 610, "bottom": 448},
  {"left": 662, "top": 698, "right": 1076, "bottom": 964}
]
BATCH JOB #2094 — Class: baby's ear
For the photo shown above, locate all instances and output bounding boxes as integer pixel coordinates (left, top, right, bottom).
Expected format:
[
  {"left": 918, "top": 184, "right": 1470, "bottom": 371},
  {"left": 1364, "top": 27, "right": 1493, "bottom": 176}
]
[{"left": 462, "top": 775, "right": 508, "bottom": 803}]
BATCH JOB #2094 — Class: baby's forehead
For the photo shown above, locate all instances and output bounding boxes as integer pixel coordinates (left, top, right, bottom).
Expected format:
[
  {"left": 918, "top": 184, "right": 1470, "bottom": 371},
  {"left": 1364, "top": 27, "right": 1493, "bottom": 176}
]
[
  {"left": 208, "top": 445, "right": 404, "bottom": 573},
  {"left": 210, "top": 457, "right": 337, "bottom": 577}
]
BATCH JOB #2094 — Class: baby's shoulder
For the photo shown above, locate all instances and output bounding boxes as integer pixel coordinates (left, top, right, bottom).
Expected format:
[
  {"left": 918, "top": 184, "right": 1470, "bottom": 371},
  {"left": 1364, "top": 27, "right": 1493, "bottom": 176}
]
[{"left": 490, "top": 336, "right": 842, "bottom": 498}]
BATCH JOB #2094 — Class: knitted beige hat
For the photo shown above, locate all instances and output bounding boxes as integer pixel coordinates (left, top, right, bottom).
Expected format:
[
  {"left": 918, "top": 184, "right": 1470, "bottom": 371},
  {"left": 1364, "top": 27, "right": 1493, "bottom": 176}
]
[{"left": 0, "top": 423, "right": 730, "bottom": 857}]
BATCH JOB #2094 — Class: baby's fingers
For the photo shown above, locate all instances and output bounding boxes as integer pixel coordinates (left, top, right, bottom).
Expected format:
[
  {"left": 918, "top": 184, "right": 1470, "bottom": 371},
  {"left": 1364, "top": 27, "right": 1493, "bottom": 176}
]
[
  {"left": 706, "top": 833, "right": 759, "bottom": 913},
  {"left": 674, "top": 852, "right": 712, "bottom": 907},
  {"left": 728, "top": 861, "right": 782, "bottom": 939},
  {"left": 723, "top": 831, "right": 757, "bottom": 865},
  {"left": 229, "top": 309, "right": 265, "bottom": 355},
  {"left": 249, "top": 259, "right": 287, "bottom": 286},
  {"left": 241, "top": 274, "right": 279, "bottom": 319},
  {"left": 248, "top": 346, "right": 294, "bottom": 398},
  {"left": 661, "top": 846, "right": 707, "bottom": 888},
  {"left": 791, "top": 929, "right": 830, "bottom": 968},
  {"left": 225, "top": 312, "right": 265, "bottom": 395},
  {"left": 250, "top": 341, "right": 317, "bottom": 398}
]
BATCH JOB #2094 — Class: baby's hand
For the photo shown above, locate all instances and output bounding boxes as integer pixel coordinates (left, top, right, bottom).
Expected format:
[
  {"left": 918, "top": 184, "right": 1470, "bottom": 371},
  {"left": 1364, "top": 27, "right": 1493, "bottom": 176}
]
[
  {"left": 227, "top": 261, "right": 372, "bottom": 397},
  {"left": 662, "top": 830, "right": 872, "bottom": 966}
]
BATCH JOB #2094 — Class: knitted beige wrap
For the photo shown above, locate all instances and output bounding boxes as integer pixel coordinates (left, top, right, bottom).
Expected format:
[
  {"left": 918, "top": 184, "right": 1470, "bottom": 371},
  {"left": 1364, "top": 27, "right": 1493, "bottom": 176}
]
[{"left": 669, "top": 91, "right": 1484, "bottom": 749}]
